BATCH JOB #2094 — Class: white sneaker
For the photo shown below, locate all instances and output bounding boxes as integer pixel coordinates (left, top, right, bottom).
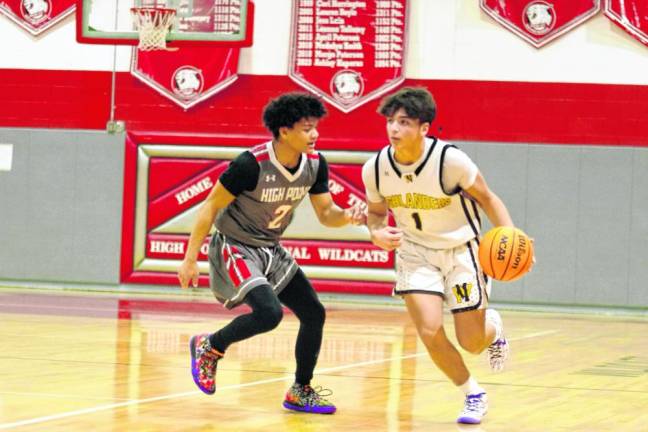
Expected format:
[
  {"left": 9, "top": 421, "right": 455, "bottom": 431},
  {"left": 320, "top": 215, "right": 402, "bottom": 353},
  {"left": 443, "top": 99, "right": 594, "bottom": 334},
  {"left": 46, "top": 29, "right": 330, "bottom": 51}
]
[
  {"left": 457, "top": 392, "right": 488, "bottom": 424},
  {"left": 485, "top": 309, "right": 509, "bottom": 372}
]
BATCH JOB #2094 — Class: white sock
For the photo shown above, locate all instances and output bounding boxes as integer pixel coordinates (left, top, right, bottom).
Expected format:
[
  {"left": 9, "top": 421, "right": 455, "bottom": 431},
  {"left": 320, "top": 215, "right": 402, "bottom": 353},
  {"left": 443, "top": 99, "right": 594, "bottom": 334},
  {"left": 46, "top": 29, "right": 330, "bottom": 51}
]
[
  {"left": 492, "top": 323, "right": 502, "bottom": 343},
  {"left": 486, "top": 309, "right": 503, "bottom": 342},
  {"left": 459, "top": 377, "right": 485, "bottom": 396}
]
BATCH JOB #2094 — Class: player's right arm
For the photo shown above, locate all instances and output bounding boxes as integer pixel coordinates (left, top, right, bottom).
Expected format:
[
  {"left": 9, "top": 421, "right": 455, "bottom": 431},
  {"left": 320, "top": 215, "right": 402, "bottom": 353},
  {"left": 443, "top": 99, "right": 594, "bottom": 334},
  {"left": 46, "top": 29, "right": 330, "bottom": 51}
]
[
  {"left": 362, "top": 157, "right": 403, "bottom": 251},
  {"left": 178, "top": 152, "right": 258, "bottom": 289},
  {"left": 178, "top": 181, "right": 235, "bottom": 289},
  {"left": 366, "top": 200, "right": 403, "bottom": 251}
]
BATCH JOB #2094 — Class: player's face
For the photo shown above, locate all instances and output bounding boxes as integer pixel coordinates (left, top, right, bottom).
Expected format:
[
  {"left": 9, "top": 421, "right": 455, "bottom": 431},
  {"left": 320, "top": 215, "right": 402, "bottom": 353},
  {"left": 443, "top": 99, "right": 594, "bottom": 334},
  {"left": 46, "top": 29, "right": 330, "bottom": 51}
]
[
  {"left": 282, "top": 117, "right": 320, "bottom": 154},
  {"left": 386, "top": 108, "right": 428, "bottom": 152}
]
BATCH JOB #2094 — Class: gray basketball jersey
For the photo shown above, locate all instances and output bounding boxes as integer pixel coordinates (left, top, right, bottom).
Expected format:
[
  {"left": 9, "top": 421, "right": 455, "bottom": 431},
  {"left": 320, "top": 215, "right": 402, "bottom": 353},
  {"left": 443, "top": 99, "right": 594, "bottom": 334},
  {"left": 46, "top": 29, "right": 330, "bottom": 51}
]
[{"left": 215, "top": 141, "right": 320, "bottom": 247}]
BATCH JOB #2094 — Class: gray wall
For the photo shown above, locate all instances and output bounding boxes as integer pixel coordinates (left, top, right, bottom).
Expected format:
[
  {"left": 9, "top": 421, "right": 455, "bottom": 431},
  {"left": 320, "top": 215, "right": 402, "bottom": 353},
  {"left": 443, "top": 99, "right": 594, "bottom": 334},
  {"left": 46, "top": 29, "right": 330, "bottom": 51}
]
[
  {"left": 0, "top": 127, "right": 646, "bottom": 308},
  {"left": 460, "top": 141, "right": 648, "bottom": 309},
  {"left": 0, "top": 128, "right": 125, "bottom": 285}
]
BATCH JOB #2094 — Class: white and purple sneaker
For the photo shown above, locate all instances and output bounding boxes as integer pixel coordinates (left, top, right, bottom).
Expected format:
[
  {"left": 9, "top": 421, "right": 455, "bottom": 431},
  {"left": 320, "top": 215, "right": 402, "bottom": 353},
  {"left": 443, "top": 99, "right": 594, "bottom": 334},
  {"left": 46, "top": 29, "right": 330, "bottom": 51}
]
[{"left": 457, "top": 392, "right": 488, "bottom": 424}]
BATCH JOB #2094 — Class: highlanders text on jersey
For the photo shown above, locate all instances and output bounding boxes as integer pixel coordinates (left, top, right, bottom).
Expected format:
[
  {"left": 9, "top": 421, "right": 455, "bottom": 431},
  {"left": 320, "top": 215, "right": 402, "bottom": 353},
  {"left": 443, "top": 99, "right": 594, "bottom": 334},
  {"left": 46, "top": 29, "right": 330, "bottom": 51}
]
[{"left": 362, "top": 137, "right": 482, "bottom": 249}]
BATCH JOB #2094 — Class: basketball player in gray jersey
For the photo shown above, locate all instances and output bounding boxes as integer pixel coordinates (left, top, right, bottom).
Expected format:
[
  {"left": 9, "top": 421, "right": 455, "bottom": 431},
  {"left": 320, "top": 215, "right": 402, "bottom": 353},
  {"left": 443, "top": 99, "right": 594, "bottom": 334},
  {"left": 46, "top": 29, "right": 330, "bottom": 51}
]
[{"left": 178, "top": 93, "right": 365, "bottom": 414}]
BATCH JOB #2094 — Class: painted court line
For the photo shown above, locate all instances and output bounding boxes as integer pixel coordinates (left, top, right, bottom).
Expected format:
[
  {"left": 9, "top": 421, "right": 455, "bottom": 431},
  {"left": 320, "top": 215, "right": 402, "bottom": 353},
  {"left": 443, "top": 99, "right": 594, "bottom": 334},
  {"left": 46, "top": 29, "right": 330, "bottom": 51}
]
[
  {"left": 0, "top": 391, "right": 130, "bottom": 402},
  {"left": 0, "top": 329, "right": 558, "bottom": 430}
]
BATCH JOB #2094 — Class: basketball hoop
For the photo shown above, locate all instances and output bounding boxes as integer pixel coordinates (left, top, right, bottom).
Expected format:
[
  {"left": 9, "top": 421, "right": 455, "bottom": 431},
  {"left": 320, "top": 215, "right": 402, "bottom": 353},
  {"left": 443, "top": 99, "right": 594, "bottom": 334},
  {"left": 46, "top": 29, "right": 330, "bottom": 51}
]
[{"left": 130, "top": 7, "right": 177, "bottom": 51}]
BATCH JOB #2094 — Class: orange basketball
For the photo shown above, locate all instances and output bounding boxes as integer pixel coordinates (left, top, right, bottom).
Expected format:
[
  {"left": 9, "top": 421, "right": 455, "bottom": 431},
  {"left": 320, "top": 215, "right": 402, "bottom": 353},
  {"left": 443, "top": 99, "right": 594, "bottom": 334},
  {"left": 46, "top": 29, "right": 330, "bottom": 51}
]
[{"left": 478, "top": 227, "right": 534, "bottom": 282}]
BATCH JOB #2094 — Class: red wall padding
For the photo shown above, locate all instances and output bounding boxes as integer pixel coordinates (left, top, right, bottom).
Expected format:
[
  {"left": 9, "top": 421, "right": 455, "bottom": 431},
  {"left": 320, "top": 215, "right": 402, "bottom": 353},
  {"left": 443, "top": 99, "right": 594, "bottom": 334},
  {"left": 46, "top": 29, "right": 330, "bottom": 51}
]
[{"left": 1, "top": 69, "right": 648, "bottom": 146}]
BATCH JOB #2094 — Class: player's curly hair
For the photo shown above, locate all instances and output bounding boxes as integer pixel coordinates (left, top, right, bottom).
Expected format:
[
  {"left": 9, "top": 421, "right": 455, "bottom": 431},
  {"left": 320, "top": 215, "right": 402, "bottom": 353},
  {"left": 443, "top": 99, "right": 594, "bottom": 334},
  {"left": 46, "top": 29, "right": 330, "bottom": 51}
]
[
  {"left": 378, "top": 87, "right": 436, "bottom": 124},
  {"left": 263, "top": 92, "right": 327, "bottom": 138}
]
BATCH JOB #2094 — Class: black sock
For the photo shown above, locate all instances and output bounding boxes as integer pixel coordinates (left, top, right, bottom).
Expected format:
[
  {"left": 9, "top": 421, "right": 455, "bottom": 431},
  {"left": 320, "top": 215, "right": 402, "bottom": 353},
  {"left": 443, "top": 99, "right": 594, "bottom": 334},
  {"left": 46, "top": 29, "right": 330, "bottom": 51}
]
[{"left": 278, "top": 270, "right": 326, "bottom": 386}]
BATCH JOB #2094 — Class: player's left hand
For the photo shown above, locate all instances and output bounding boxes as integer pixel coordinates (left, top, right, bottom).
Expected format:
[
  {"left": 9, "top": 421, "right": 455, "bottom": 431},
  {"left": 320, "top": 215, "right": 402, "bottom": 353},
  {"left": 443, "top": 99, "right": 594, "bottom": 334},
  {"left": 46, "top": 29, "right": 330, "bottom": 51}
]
[{"left": 345, "top": 203, "right": 367, "bottom": 226}]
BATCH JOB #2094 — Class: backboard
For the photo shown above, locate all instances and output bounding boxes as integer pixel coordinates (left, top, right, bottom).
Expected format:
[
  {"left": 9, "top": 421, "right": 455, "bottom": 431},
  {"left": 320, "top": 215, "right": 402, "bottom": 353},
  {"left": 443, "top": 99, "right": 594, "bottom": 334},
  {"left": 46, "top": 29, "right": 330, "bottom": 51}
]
[{"left": 76, "top": 0, "right": 253, "bottom": 46}]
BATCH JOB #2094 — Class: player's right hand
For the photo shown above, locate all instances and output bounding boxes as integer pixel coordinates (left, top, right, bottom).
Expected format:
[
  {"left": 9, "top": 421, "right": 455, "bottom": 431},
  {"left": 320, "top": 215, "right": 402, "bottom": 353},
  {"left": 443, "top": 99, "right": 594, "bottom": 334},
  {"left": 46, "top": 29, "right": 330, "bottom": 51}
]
[
  {"left": 370, "top": 226, "right": 403, "bottom": 251},
  {"left": 178, "top": 259, "right": 200, "bottom": 289},
  {"left": 529, "top": 237, "right": 536, "bottom": 272}
]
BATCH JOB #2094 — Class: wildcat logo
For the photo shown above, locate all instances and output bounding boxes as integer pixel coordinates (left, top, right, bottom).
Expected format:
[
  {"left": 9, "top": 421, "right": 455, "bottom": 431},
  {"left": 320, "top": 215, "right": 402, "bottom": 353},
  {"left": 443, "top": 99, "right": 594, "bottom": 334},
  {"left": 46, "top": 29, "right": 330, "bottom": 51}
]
[
  {"left": 523, "top": 1, "right": 557, "bottom": 35},
  {"left": 171, "top": 66, "right": 204, "bottom": 100},
  {"left": 453, "top": 283, "right": 473, "bottom": 303},
  {"left": 331, "top": 70, "right": 363, "bottom": 102},
  {"left": 21, "top": 0, "right": 51, "bottom": 24}
]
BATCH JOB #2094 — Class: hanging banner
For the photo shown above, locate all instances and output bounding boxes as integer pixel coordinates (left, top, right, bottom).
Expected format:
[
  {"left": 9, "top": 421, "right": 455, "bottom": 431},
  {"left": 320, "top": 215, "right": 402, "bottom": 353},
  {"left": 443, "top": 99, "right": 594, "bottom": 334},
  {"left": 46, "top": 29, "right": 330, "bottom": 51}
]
[
  {"left": 131, "top": 46, "right": 240, "bottom": 110},
  {"left": 289, "top": 0, "right": 408, "bottom": 113},
  {"left": 0, "top": 0, "right": 75, "bottom": 35},
  {"left": 480, "top": 0, "right": 600, "bottom": 48},
  {"left": 605, "top": 0, "right": 648, "bottom": 46}
]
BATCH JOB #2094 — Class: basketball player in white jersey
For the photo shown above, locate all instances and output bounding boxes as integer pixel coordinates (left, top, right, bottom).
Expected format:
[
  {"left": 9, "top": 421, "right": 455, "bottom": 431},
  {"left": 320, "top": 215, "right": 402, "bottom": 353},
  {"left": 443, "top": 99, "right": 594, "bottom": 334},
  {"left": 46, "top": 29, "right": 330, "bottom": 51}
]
[
  {"left": 362, "top": 87, "right": 514, "bottom": 425},
  {"left": 178, "top": 92, "right": 364, "bottom": 414}
]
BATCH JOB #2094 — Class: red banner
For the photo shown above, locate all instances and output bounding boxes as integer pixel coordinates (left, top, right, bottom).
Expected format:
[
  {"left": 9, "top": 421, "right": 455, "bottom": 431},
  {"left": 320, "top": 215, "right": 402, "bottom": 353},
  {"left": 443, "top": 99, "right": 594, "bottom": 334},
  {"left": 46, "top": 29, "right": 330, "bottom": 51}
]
[
  {"left": 131, "top": 46, "right": 240, "bottom": 110},
  {"left": 289, "top": 0, "right": 407, "bottom": 113},
  {"left": 119, "top": 135, "right": 395, "bottom": 293},
  {"left": 0, "top": 0, "right": 74, "bottom": 35},
  {"left": 605, "top": 0, "right": 648, "bottom": 46},
  {"left": 480, "top": 0, "right": 600, "bottom": 48}
]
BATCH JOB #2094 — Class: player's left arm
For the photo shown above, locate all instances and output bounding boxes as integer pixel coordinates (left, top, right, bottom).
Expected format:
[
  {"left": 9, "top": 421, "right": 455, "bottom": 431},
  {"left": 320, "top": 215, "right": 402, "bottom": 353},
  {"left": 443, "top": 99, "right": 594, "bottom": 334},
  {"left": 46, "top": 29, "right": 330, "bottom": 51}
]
[
  {"left": 464, "top": 172, "right": 514, "bottom": 228},
  {"left": 466, "top": 172, "right": 535, "bottom": 269},
  {"left": 307, "top": 153, "right": 365, "bottom": 227},
  {"left": 309, "top": 192, "right": 365, "bottom": 227}
]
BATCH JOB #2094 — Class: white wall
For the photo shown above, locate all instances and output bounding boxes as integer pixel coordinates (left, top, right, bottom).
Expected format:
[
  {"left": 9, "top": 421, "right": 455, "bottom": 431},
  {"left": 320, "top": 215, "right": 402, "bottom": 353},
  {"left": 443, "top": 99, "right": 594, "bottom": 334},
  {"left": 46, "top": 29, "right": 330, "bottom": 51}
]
[{"left": 1, "top": 0, "right": 648, "bottom": 84}]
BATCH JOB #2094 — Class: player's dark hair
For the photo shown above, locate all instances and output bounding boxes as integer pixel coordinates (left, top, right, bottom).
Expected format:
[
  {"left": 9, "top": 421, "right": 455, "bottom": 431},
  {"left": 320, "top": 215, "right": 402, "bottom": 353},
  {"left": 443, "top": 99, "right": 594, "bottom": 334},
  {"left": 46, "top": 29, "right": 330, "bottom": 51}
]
[
  {"left": 263, "top": 92, "right": 327, "bottom": 138},
  {"left": 378, "top": 87, "right": 436, "bottom": 124}
]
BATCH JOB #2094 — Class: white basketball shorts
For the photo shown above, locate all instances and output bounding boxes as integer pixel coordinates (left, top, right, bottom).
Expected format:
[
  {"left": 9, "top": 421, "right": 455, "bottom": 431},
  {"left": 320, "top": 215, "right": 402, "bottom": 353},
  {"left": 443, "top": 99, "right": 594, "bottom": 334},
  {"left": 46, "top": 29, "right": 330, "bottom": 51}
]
[{"left": 394, "top": 237, "right": 491, "bottom": 313}]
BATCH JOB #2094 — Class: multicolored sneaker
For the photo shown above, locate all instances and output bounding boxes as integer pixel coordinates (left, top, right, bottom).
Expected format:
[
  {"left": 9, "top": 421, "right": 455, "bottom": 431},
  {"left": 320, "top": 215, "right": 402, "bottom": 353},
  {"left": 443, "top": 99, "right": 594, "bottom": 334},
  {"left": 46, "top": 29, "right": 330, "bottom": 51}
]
[
  {"left": 283, "top": 383, "right": 337, "bottom": 414},
  {"left": 485, "top": 309, "right": 509, "bottom": 372},
  {"left": 189, "top": 334, "right": 223, "bottom": 395},
  {"left": 457, "top": 392, "right": 488, "bottom": 424}
]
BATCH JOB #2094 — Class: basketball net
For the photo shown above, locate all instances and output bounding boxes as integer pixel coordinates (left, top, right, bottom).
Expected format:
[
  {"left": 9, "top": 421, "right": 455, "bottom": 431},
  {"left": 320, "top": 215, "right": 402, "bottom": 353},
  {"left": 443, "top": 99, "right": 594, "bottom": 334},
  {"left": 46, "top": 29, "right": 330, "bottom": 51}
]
[{"left": 130, "top": 7, "right": 177, "bottom": 51}]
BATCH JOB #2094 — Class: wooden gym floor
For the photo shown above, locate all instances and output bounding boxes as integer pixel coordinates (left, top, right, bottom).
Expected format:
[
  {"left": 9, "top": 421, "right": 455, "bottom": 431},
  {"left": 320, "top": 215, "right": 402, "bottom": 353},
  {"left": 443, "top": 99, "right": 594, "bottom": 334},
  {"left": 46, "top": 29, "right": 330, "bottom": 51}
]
[{"left": 0, "top": 288, "right": 646, "bottom": 431}]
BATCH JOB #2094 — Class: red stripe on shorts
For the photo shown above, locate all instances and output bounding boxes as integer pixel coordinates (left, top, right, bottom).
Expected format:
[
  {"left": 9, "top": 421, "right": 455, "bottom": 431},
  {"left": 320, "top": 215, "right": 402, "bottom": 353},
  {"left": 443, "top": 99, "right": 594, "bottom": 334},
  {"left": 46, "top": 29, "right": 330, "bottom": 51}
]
[
  {"left": 222, "top": 244, "right": 251, "bottom": 287},
  {"left": 230, "top": 246, "right": 251, "bottom": 280}
]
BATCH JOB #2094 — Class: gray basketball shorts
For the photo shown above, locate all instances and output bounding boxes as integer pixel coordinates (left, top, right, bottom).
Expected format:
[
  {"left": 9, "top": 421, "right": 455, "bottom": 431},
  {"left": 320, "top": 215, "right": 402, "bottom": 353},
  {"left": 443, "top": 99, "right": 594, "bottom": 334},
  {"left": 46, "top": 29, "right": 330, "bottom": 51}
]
[{"left": 208, "top": 232, "right": 298, "bottom": 309}]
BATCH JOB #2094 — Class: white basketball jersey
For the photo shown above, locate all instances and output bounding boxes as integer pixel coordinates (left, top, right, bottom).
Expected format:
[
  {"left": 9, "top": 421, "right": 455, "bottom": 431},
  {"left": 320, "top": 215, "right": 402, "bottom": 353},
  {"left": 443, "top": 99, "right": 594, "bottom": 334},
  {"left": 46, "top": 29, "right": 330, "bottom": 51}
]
[{"left": 365, "top": 137, "right": 481, "bottom": 249}]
